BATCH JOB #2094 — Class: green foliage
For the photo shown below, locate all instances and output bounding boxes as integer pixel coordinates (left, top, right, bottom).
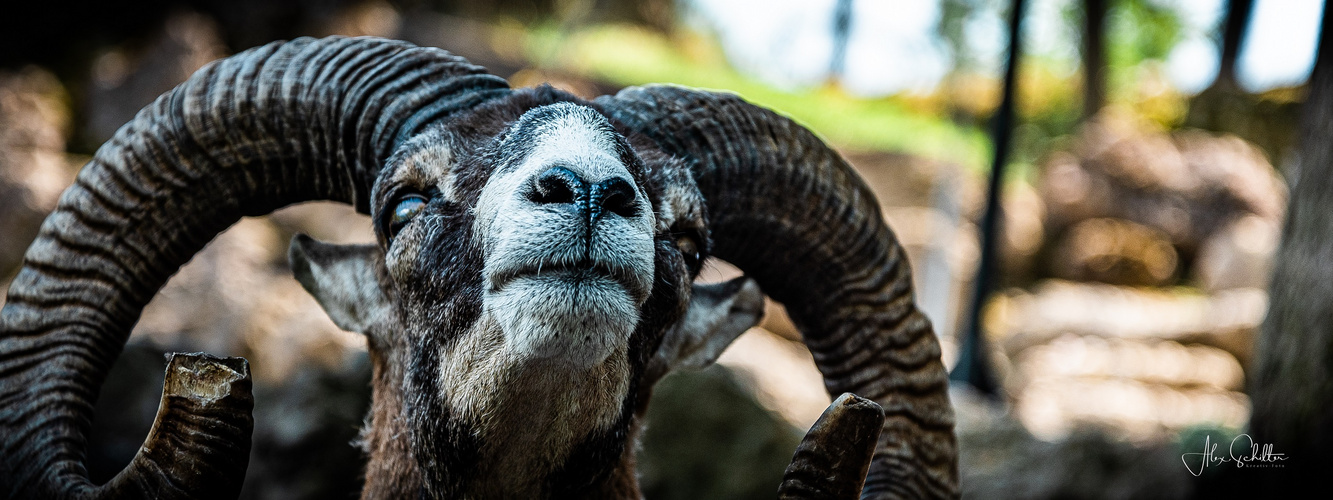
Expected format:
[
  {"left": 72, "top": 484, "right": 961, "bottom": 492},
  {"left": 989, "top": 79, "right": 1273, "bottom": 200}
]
[
  {"left": 548, "top": 25, "right": 991, "bottom": 169},
  {"left": 519, "top": 0, "right": 1197, "bottom": 177},
  {"left": 1105, "top": 0, "right": 1187, "bottom": 123},
  {"left": 637, "top": 366, "right": 803, "bottom": 500},
  {"left": 1176, "top": 424, "right": 1244, "bottom": 481},
  {"left": 1107, "top": 0, "right": 1183, "bottom": 68}
]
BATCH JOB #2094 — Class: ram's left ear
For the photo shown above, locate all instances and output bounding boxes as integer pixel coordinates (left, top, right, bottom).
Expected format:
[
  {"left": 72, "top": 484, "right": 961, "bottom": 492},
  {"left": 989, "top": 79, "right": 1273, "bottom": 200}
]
[
  {"left": 289, "top": 234, "right": 393, "bottom": 335},
  {"left": 646, "top": 276, "right": 765, "bottom": 385}
]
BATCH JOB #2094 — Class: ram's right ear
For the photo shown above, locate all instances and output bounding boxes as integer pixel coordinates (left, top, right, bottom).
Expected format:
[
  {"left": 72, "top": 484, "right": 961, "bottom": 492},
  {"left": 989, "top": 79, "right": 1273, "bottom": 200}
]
[
  {"left": 645, "top": 276, "right": 765, "bottom": 386},
  {"left": 289, "top": 233, "right": 393, "bottom": 334}
]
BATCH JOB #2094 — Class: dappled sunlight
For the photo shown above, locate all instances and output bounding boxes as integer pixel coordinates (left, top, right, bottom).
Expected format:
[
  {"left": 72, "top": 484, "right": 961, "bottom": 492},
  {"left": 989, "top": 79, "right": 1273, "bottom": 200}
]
[{"left": 0, "top": 0, "right": 1322, "bottom": 497}]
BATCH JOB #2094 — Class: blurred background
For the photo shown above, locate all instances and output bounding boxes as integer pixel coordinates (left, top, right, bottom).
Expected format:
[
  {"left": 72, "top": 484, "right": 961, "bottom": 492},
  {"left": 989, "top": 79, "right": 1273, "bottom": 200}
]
[{"left": 0, "top": 0, "right": 1321, "bottom": 498}]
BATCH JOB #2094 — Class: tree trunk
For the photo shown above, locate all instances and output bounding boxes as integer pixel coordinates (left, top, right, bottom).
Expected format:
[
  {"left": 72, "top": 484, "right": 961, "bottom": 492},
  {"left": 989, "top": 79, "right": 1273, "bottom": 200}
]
[
  {"left": 952, "top": 0, "right": 1027, "bottom": 396},
  {"left": 1218, "top": 0, "right": 1256, "bottom": 88},
  {"left": 1248, "top": 1, "right": 1333, "bottom": 492},
  {"left": 828, "top": 0, "right": 853, "bottom": 85},
  {"left": 1081, "top": 0, "right": 1106, "bottom": 119}
]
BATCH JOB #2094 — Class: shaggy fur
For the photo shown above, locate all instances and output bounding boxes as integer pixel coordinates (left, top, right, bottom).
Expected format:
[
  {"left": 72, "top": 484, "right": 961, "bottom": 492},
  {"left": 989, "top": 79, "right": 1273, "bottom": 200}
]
[
  {"left": 303, "top": 86, "right": 707, "bottom": 498},
  {"left": 0, "top": 37, "right": 957, "bottom": 500}
]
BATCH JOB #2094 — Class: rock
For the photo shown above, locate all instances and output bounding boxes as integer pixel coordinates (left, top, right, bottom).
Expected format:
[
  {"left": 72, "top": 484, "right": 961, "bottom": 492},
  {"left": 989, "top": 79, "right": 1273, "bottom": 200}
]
[
  {"left": 0, "top": 67, "right": 77, "bottom": 278},
  {"left": 85, "top": 12, "right": 225, "bottom": 144},
  {"left": 988, "top": 280, "right": 1265, "bottom": 367},
  {"left": 638, "top": 365, "right": 802, "bottom": 500},
  {"left": 1193, "top": 215, "right": 1279, "bottom": 292},
  {"left": 1040, "top": 111, "right": 1285, "bottom": 257},
  {"left": 999, "top": 182, "right": 1047, "bottom": 284},
  {"left": 97, "top": 210, "right": 377, "bottom": 500},
  {"left": 268, "top": 201, "right": 375, "bottom": 246},
  {"left": 979, "top": 280, "right": 1257, "bottom": 446},
  {"left": 1015, "top": 335, "right": 1245, "bottom": 392},
  {"left": 1050, "top": 218, "right": 1179, "bottom": 286},
  {"left": 318, "top": 0, "right": 401, "bottom": 38},
  {"left": 132, "top": 214, "right": 369, "bottom": 382},
  {"left": 1012, "top": 335, "right": 1249, "bottom": 442},
  {"left": 840, "top": 150, "right": 946, "bottom": 210},
  {"left": 955, "top": 387, "right": 1194, "bottom": 499},
  {"left": 716, "top": 328, "right": 830, "bottom": 430}
]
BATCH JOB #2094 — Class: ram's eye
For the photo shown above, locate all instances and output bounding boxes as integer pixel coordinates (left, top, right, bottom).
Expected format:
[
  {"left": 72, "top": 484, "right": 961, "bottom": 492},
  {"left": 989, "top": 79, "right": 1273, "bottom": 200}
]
[
  {"left": 675, "top": 234, "right": 701, "bottom": 270},
  {"left": 388, "top": 194, "right": 428, "bottom": 239}
]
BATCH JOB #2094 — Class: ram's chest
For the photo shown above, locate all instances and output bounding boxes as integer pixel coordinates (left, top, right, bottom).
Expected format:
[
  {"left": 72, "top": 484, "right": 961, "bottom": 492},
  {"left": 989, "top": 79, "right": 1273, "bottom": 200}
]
[{"left": 436, "top": 315, "right": 633, "bottom": 496}]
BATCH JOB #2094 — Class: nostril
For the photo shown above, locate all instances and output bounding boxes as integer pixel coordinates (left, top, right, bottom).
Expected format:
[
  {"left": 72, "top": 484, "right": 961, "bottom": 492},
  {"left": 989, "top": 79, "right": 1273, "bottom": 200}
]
[
  {"left": 529, "top": 167, "right": 638, "bottom": 221},
  {"left": 530, "top": 166, "right": 583, "bottom": 205},
  {"left": 593, "top": 177, "right": 638, "bottom": 218}
]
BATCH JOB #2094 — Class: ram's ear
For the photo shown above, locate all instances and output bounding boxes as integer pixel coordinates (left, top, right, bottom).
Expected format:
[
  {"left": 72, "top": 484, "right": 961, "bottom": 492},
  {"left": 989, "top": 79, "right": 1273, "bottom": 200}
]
[
  {"left": 289, "top": 234, "right": 392, "bottom": 334},
  {"left": 646, "top": 276, "right": 765, "bottom": 385}
]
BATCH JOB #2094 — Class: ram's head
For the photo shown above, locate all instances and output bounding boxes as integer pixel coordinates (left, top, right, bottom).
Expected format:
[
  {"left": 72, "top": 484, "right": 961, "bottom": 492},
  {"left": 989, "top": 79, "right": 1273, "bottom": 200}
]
[{"left": 0, "top": 38, "right": 957, "bottom": 499}]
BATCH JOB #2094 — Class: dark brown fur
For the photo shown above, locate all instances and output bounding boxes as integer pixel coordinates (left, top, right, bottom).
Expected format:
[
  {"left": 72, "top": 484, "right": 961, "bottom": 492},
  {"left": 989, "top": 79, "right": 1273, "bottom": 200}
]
[
  {"left": 0, "top": 37, "right": 958, "bottom": 500},
  {"left": 355, "top": 86, "right": 698, "bottom": 498}
]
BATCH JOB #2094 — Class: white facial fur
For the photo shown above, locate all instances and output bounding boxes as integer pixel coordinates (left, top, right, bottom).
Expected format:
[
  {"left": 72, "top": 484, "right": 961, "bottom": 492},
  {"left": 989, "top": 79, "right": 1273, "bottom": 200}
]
[
  {"left": 297, "top": 106, "right": 735, "bottom": 496},
  {"left": 472, "top": 105, "right": 656, "bottom": 367},
  {"left": 423, "top": 104, "right": 658, "bottom": 495}
]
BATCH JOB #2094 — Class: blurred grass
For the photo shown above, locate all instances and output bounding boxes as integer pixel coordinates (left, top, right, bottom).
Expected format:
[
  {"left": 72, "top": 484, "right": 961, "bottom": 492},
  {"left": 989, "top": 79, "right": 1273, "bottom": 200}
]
[
  {"left": 534, "top": 24, "right": 991, "bottom": 170},
  {"left": 638, "top": 365, "right": 802, "bottom": 500},
  {"left": 502, "top": 13, "right": 1213, "bottom": 184}
]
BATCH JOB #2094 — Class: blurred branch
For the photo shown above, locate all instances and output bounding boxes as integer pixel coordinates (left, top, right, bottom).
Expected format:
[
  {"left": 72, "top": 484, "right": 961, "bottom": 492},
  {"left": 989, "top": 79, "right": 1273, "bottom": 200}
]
[
  {"left": 1217, "top": 0, "right": 1255, "bottom": 88},
  {"left": 828, "top": 0, "right": 853, "bottom": 85},
  {"left": 1183, "top": 0, "right": 1297, "bottom": 162},
  {"left": 952, "top": 0, "right": 1028, "bottom": 396},
  {"left": 1081, "top": 0, "right": 1106, "bottom": 118},
  {"left": 1249, "top": 0, "right": 1333, "bottom": 493}
]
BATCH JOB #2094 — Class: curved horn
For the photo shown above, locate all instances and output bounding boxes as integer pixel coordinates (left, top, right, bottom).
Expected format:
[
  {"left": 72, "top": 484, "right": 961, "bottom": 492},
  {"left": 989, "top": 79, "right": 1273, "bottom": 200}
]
[
  {"left": 0, "top": 37, "right": 508, "bottom": 498},
  {"left": 102, "top": 353, "right": 254, "bottom": 500},
  {"left": 780, "top": 393, "right": 886, "bottom": 500},
  {"left": 595, "top": 86, "right": 958, "bottom": 498}
]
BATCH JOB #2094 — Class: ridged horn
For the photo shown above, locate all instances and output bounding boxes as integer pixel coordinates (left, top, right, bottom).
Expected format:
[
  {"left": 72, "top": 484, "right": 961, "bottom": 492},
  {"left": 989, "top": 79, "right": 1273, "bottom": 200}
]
[
  {"left": 779, "top": 393, "right": 886, "bottom": 500},
  {"left": 594, "top": 86, "right": 959, "bottom": 498},
  {"left": 101, "top": 353, "right": 254, "bottom": 500},
  {"left": 0, "top": 36, "right": 508, "bottom": 498}
]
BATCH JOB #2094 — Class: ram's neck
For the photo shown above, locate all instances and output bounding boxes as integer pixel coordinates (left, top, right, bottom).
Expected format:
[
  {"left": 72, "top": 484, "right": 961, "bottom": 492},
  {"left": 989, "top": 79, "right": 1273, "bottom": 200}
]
[
  {"left": 356, "top": 314, "right": 638, "bottom": 499},
  {"left": 447, "top": 313, "right": 633, "bottom": 497},
  {"left": 459, "top": 356, "right": 633, "bottom": 497},
  {"left": 361, "top": 347, "right": 422, "bottom": 499}
]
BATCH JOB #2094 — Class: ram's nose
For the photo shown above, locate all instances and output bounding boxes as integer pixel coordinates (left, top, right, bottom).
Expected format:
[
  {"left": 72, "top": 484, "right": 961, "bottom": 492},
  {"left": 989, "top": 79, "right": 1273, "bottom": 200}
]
[{"left": 529, "top": 165, "right": 638, "bottom": 224}]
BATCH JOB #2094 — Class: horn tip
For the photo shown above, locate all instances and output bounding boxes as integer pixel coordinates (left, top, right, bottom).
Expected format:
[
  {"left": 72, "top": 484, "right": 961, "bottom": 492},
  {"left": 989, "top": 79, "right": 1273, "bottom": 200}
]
[
  {"left": 163, "top": 352, "right": 251, "bottom": 404},
  {"left": 831, "top": 392, "right": 885, "bottom": 418}
]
